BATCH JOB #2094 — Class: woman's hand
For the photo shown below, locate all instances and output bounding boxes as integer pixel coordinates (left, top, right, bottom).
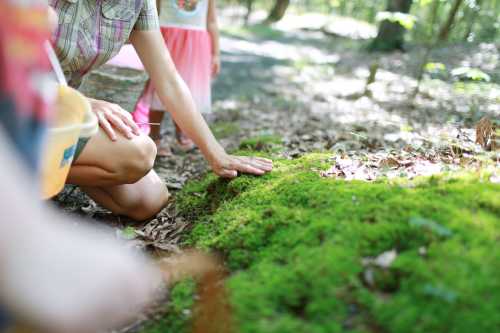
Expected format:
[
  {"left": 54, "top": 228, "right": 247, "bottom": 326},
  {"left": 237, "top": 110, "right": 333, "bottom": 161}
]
[
  {"left": 2, "top": 219, "right": 162, "bottom": 333},
  {"left": 210, "top": 153, "right": 273, "bottom": 178},
  {"left": 88, "top": 98, "right": 141, "bottom": 141},
  {"left": 211, "top": 54, "right": 221, "bottom": 78},
  {"left": 47, "top": 6, "right": 59, "bottom": 33}
]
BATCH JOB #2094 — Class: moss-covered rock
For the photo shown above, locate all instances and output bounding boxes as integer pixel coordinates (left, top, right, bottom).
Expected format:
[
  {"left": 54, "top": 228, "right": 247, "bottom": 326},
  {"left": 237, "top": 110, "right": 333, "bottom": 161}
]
[{"left": 141, "top": 153, "right": 499, "bottom": 333}]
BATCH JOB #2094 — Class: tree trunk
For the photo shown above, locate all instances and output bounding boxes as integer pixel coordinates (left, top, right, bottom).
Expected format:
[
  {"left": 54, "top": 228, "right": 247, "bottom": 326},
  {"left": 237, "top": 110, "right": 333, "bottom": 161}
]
[
  {"left": 244, "top": 0, "right": 254, "bottom": 25},
  {"left": 437, "top": 0, "right": 463, "bottom": 41},
  {"left": 463, "top": 0, "right": 483, "bottom": 41},
  {"left": 429, "top": 0, "right": 441, "bottom": 35},
  {"left": 265, "top": 0, "right": 290, "bottom": 23},
  {"left": 369, "top": 0, "right": 413, "bottom": 52}
]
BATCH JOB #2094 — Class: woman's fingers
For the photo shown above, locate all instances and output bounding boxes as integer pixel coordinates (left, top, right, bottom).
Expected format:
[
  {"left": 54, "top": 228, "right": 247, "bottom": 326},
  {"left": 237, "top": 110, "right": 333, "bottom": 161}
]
[
  {"left": 213, "top": 155, "right": 274, "bottom": 178},
  {"left": 97, "top": 112, "right": 117, "bottom": 141},
  {"left": 250, "top": 158, "right": 273, "bottom": 171},
  {"left": 90, "top": 99, "right": 140, "bottom": 140},
  {"left": 122, "top": 114, "right": 141, "bottom": 136},
  {"left": 228, "top": 158, "right": 265, "bottom": 176},
  {"left": 116, "top": 108, "right": 141, "bottom": 136},
  {"left": 106, "top": 112, "right": 133, "bottom": 139},
  {"left": 236, "top": 156, "right": 273, "bottom": 172},
  {"left": 255, "top": 157, "right": 273, "bottom": 165},
  {"left": 217, "top": 168, "right": 238, "bottom": 179}
]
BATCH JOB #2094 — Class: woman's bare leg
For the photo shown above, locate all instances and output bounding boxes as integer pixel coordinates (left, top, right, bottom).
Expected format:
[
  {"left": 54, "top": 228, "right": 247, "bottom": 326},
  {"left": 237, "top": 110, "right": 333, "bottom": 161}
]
[
  {"left": 81, "top": 170, "right": 169, "bottom": 221},
  {"left": 67, "top": 128, "right": 169, "bottom": 221}
]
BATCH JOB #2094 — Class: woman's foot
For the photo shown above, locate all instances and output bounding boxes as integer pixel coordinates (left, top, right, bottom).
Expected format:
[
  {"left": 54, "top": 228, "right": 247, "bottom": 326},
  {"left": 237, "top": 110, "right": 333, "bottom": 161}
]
[
  {"left": 152, "top": 136, "right": 172, "bottom": 157},
  {"left": 175, "top": 124, "right": 196, "bottom": 152}
]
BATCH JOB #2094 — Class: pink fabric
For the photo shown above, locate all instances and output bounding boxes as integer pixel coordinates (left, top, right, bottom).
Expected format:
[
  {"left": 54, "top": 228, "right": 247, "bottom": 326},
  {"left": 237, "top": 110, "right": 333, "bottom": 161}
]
[
  {"left": 133, "top": 80, "right": 154, "bottom": 134},
  {"left": 132, "top": 26, "right": 213, "bottom": 134},
  {"left": 106, "top": 44, "right": 144, "bottom": 70}
]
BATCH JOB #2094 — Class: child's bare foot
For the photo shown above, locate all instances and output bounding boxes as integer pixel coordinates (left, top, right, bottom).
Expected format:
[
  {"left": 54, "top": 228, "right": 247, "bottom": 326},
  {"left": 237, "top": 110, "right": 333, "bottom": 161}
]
[{"left": 152, "top": 136, "right": 172, "bottom": 157}]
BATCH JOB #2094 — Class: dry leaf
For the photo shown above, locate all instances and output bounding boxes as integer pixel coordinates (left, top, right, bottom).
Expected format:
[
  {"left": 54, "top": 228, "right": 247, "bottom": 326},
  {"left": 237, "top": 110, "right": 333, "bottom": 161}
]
[{"left": 475, "top": 117, "right": 496, "bottom": 151}]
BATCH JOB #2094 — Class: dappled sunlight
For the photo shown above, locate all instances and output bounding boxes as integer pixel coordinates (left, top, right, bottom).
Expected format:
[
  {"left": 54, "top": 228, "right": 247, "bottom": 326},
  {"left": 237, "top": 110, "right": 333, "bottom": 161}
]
[
  {"left": 274, "top": 13, "right": 377, "bottom": 40},
  {"left": 221, "top": 35, "right": 339, "bottom": 64},
  {"left": 215, "top": 22, "right": 499, "bottom": 154}
]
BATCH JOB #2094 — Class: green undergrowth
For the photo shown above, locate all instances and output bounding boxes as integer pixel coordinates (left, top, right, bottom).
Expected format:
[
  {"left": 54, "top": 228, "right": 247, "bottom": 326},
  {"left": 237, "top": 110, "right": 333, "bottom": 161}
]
[
  {"left": 210, "top": 121, "right": 241, "bottom": 139},
  {"left": 141, "top": 152, "right": 500, "bottom": 333}
]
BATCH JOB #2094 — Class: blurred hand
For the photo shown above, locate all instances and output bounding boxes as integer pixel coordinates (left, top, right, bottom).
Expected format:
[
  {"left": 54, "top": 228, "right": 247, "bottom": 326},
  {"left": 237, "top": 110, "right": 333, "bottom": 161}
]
[
  {"left": 0, "top": 127, "right": 162, "bottom": 333},
  {"left": 88, "top": 98, "right": 140, "bottom": 141},
  {"left": 211, "top": 54, "right": 221, "bottom": 78},
  {"left": 0, "top": 217, "right": 162, "bottom": 333},
  {"left": 210, "top": 153, "right": 273, "bottom": 178},
  {"left": 47, "top": 6, "right": 59, "bottom": 33}
]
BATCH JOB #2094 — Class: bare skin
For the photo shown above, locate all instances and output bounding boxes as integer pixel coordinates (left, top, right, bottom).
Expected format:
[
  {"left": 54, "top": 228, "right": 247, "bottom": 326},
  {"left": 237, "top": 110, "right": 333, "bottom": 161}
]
[
  {"left": 67, "top": 127, "right": 169, "bottom": 221},
  {"left": 149, "top": 109, "right": 173, "bottom": 156}
]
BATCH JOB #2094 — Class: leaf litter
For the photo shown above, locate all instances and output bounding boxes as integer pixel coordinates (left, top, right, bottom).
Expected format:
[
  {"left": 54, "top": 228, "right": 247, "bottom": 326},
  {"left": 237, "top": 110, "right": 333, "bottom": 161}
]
[{"left": 320, "top": 121, "right": 499, "bottom": 182}]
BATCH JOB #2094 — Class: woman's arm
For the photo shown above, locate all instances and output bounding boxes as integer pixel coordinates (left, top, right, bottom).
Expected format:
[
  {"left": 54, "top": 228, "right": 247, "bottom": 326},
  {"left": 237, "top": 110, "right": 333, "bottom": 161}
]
[
  {"left": 129, "top": 30, "right": 272, "bottom": 178},
  {"left": 207, "top": 0, "right": 221, "bottom": 77}
]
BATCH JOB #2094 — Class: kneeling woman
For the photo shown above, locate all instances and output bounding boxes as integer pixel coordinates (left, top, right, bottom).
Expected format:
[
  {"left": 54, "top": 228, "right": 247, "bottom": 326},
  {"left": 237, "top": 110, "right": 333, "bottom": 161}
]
[{"left": 50, "top": 0, "right": 272, "bottom": 221}]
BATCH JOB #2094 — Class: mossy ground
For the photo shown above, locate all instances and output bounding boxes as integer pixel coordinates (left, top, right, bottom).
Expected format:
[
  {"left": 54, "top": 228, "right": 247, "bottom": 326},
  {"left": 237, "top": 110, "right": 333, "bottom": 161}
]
[{"left": 140, "top": 150, "right": 499, "bottom": 333}]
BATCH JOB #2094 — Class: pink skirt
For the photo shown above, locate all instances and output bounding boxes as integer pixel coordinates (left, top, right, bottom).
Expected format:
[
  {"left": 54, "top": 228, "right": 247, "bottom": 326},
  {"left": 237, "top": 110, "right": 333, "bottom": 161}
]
[{"left": 132, "top": 27, "right": 213, "bottom": 134}]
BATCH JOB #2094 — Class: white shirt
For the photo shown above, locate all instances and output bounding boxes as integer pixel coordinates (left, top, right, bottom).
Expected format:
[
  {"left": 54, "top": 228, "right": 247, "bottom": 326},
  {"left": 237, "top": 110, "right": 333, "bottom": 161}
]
[{"left": 160, "top": 0, "right": 208, "bottom": 31}]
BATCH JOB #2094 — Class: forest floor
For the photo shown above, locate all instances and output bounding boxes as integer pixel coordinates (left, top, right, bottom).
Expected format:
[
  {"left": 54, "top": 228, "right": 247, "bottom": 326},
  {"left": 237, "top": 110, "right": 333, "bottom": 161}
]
[{"left": 55, "top": 12, "right": 499, "bottom": 333}]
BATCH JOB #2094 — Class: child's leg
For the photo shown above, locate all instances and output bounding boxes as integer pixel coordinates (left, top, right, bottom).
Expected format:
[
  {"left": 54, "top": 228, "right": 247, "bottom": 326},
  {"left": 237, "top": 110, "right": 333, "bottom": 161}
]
[
  {"left": 174, "top": 122, "right": 195, "bottom": 151},
  {"left": 149, "top": 110, "right": 164, "bottom": 140},
  {"left": 149, "top": 110, "right": 172, "bottom": 156},
  {"left": 132, "top": 80, "right": 155, "bottom": 135}
]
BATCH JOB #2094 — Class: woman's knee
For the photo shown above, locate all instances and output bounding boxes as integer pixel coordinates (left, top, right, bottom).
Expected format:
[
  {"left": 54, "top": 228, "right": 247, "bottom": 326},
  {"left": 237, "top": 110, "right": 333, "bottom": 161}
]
[
  {"left": 72, "top": 130, "right": 157, "bottom": 186},
  {"left": 118, "top": 135, "right": 157, "bottom": 184}
]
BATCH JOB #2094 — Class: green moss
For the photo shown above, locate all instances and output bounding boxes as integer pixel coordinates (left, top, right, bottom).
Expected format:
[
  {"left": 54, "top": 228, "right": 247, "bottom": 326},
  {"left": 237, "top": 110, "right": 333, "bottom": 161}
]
[
  {"left": 239, "top": 135, "right": 283, "bottom": 153},
  {"left": 140, "top": 280, "right": 196, "bottom": 333},
  {"left": 143, "top": 154, "right": 500, "bottom": 333},
  {"left": 210, "top": 122, "right": 241, "bottom": 139}
]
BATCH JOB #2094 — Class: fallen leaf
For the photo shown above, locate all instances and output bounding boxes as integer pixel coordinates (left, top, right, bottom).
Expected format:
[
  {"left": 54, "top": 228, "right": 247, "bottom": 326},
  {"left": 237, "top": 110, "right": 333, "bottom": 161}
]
[{"left": 475, "top": 117, "right": 496, "bottom": 151}]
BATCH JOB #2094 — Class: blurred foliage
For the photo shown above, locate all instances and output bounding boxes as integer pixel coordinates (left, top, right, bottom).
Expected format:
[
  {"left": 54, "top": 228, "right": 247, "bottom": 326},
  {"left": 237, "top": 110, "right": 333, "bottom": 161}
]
[
  {"left": 218, "top": 0, "right": 499, "bottom": 43},
  {"left": 375, "top": 11, "right": 417, "bottom": 30},
  {"left": 451, "top": 66, "right": 492, "bottom": 82}
]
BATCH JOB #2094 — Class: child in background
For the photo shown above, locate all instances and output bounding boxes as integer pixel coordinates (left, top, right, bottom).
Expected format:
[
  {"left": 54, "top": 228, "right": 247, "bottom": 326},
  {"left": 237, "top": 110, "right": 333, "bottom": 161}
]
[{"left": 133, "top": 0, "right": 221, "bottom": 155}]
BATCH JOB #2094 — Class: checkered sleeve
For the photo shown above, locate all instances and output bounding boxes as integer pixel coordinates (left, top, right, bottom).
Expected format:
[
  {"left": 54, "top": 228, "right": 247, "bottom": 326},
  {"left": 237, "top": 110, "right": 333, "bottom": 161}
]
[{"left": 134, "top": 0, "right": 159, "bottom": 30}]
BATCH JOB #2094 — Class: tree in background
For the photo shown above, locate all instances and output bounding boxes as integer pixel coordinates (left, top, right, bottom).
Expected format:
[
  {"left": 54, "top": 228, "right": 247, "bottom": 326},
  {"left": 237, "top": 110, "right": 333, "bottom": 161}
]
[
  {"left": 463, "top": 0, "right": 483, "bottom": 41},
  {"left": 244, "top": 0, "right": 254, "bottom": 25},
  {"left": 370, "top": 0, "right": 413, "bottom": 51},
  {"left": 438, "top": 0, "right": 464, "bottom": 41},
  {"left": 265, "top": 0, "right": 290, "bottom": 23}
]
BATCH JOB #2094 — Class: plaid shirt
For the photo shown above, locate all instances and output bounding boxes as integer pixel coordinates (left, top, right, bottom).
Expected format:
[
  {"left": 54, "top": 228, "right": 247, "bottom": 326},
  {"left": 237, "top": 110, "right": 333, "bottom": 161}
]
[{"left": 50, "top": 0, "right": 159, "bottom": 88}]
